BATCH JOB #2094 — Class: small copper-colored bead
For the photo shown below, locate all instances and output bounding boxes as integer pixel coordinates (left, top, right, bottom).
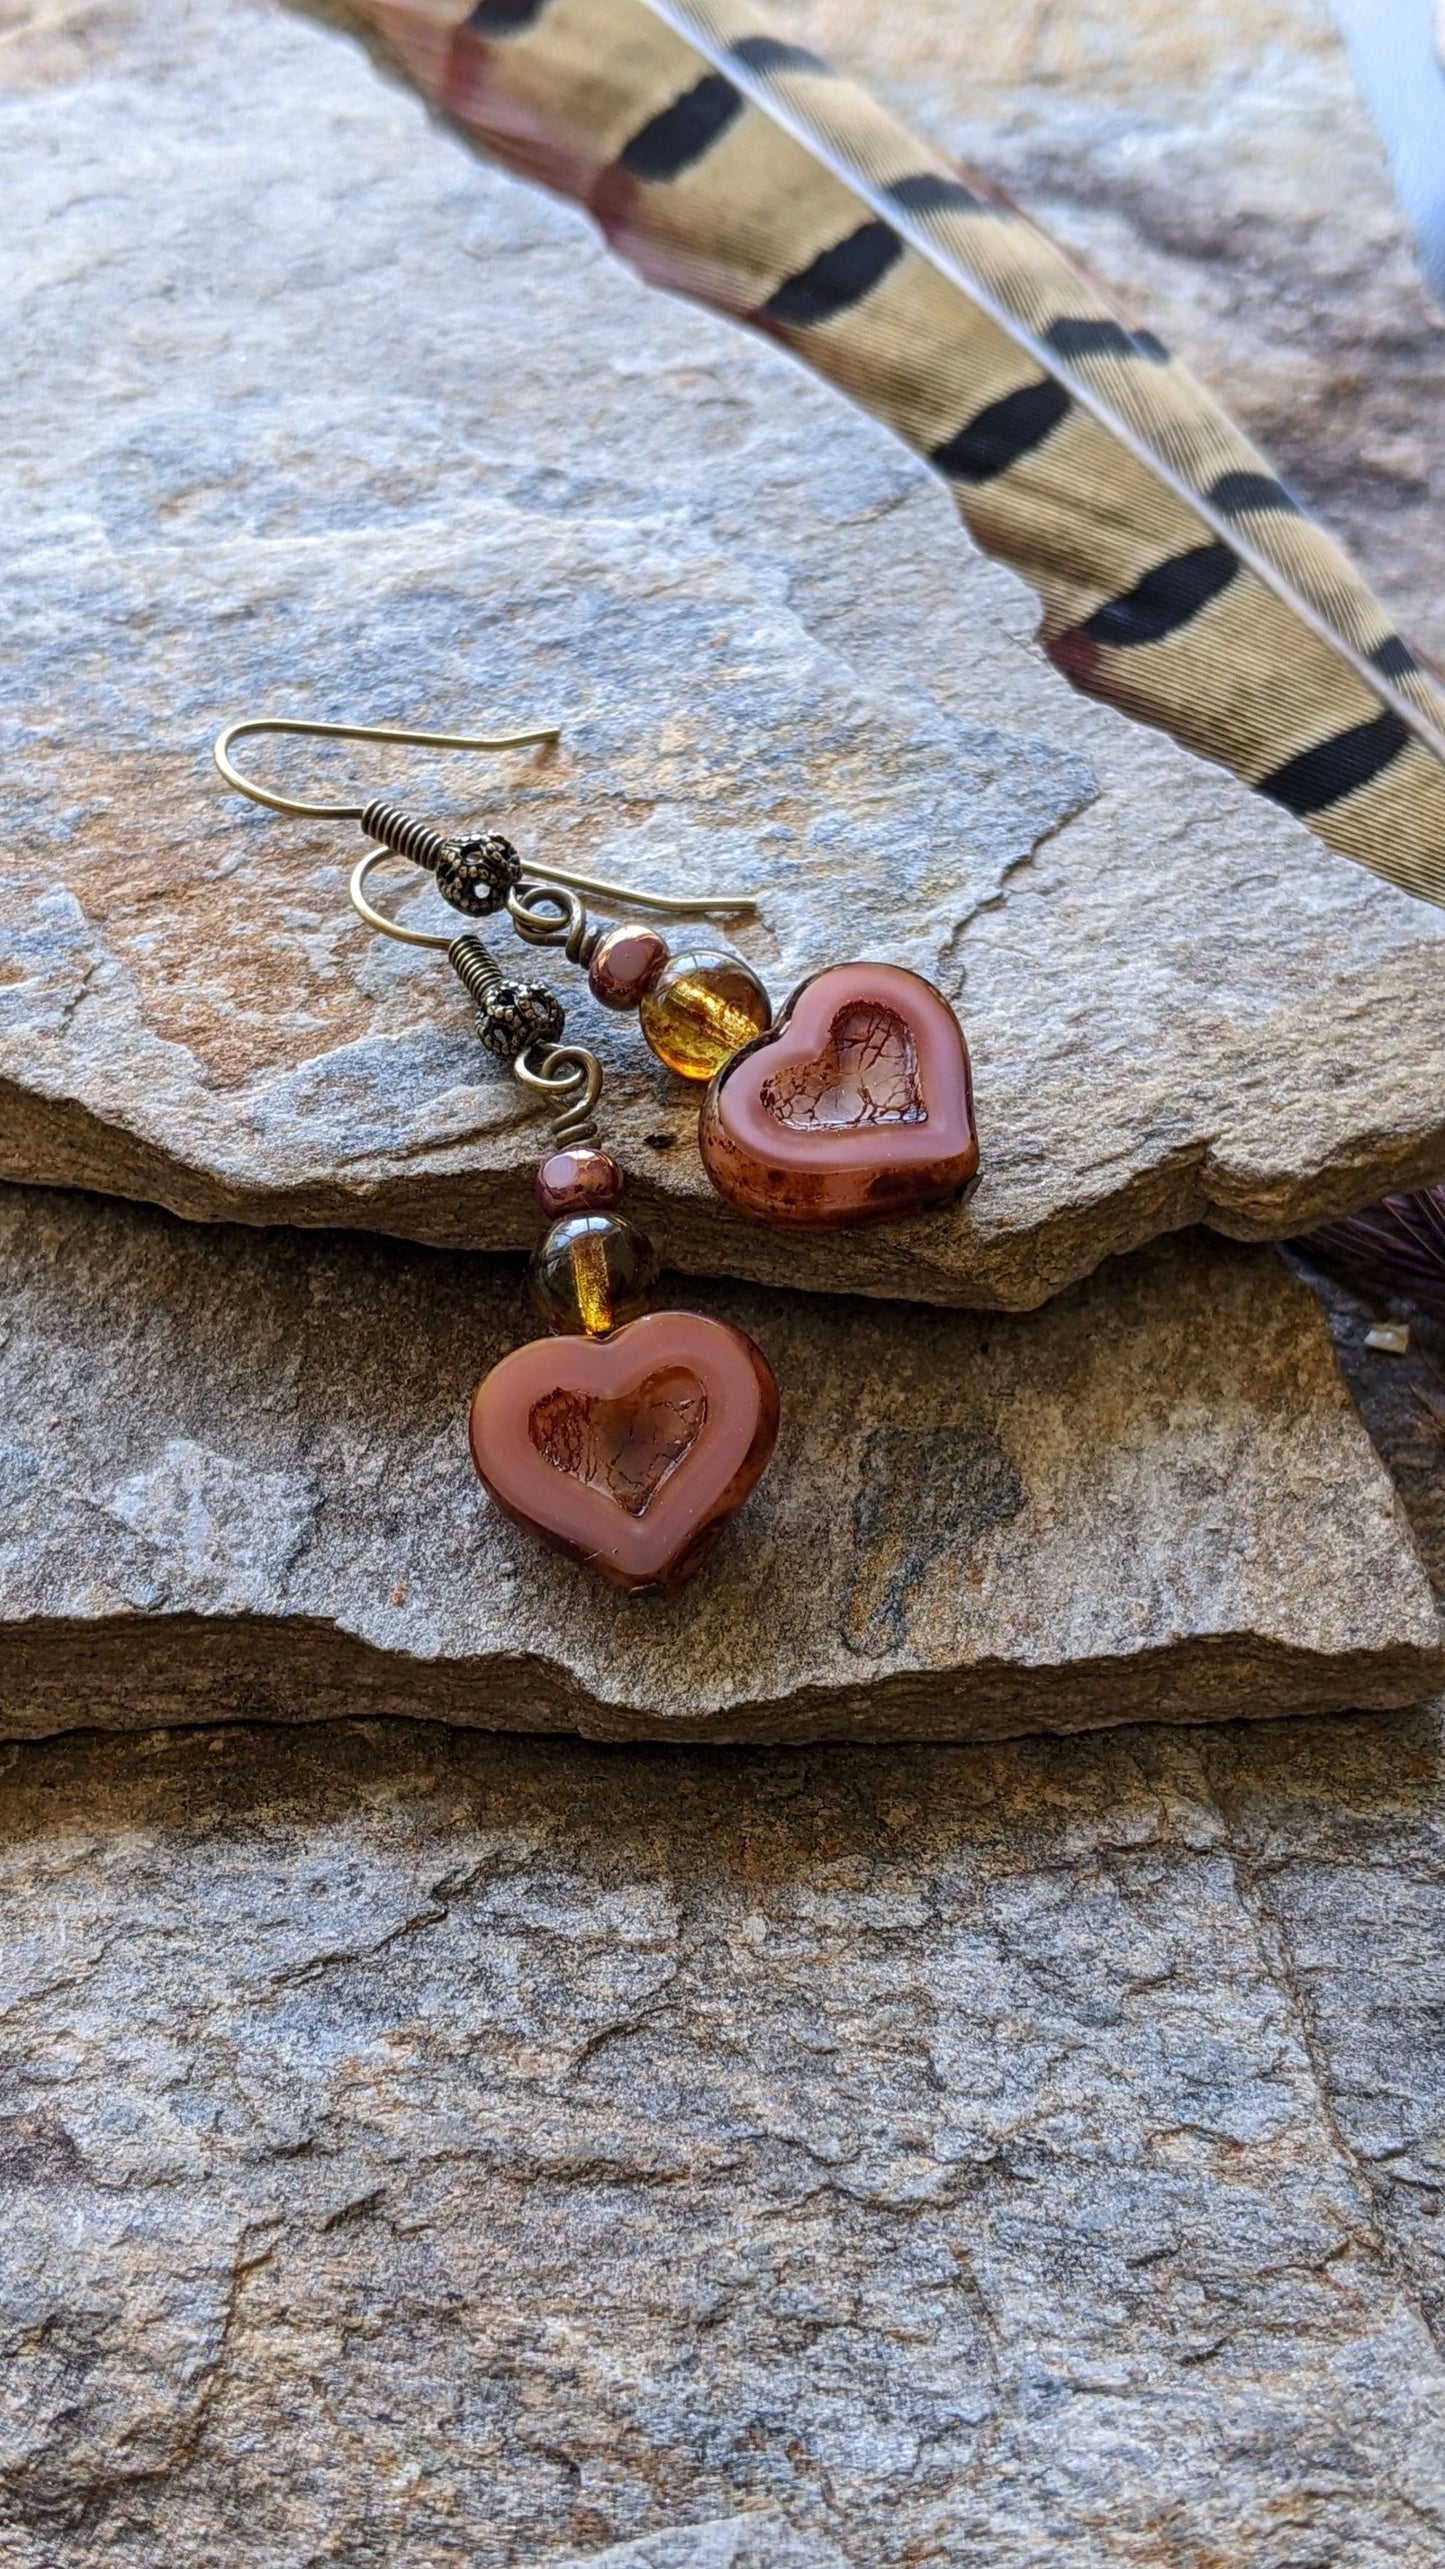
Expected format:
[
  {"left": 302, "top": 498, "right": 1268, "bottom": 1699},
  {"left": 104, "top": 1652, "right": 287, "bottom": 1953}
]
[
  {"left": 529, "top": 1212, "right": 658, "bottom": 1338},
  {"left": 534, "top": 1149, "right": 625, "bottom": 1216},
  {"left": 587, "top": 923, "right": 670, "bottom": 1012},
  {"left": 638, "top": 948, "right": 772, "bottom": 1082}
]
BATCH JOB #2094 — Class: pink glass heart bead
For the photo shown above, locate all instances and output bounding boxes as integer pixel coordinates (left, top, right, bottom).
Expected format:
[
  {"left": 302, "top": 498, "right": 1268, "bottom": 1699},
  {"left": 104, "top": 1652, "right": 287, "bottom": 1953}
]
[
  {"left": 697, "top": 961, "right": 979, "bottom": 1228},
  {"left": 469, "top": 1309, "right": 779, "bottom": 1590}
]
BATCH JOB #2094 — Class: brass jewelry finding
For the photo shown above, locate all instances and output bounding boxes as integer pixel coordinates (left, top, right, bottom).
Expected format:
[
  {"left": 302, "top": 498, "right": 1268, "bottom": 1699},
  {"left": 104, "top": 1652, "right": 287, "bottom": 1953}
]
[
  {"left": 213, "top": 714, "right": 760, "bottom": 925},
  {"left": 213, "top": 715, "right": 561, "bottom": 818},
  {"left": 513, "top": 1043, "right": 606, "bottom": 1149}
]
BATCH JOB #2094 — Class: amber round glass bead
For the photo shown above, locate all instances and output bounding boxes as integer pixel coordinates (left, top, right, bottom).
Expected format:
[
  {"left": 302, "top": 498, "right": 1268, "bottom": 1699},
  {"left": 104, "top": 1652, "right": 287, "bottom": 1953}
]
[
  {"left": 529, "top": 1212, "right": 659, "bottom": 1338},
  {"left": 638, "top": 948, "right": 772, "bottom": 1082},
  {"left": 587, "top": 922, "right": 670, "bottom": 1012},
  {"left": 534, "top": 1148, "right": 625, "bottom": 1216}
]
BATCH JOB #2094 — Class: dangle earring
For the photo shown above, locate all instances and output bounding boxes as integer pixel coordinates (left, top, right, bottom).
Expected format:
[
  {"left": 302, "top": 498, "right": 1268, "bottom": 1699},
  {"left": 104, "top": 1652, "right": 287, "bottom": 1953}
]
[
  {"left": 213, "top": 713, "right": 980, "bottom": 1231},
  {"left": 213, "top": 715, "right": 778, "bottom": 1587},
  {"left": 468, "top": 1018, "right": 780, "bottom": 1593}
]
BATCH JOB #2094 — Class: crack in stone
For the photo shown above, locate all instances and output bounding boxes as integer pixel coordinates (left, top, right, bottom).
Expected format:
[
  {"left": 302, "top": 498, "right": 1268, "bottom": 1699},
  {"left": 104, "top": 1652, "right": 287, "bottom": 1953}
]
[
  {"left": 1196, "top": 1750, "right": 1445, "bottom": 2372},
  {"left": 937, "top": 775, "right": 1103, "bottom": 991}
]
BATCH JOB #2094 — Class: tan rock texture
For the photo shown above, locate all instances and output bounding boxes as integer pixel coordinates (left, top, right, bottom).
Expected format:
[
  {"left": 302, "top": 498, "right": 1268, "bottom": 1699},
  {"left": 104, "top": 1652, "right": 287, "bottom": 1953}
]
[
  {"left": 4, "top": 0, "right": 1445, "bottom": 1310},
  {"left": 0, "top": 1187, "right": 1439, "bottom": 1742},
  {"left": 6, "top": 1705, "right": 1445, "bottom": 2563}
]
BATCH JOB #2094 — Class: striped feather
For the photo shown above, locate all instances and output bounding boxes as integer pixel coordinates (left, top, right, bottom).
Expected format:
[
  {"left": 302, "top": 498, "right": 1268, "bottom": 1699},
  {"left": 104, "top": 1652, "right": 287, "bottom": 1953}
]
[{"left": 344, "top": 0, "right": 1445, "bottom": 905}]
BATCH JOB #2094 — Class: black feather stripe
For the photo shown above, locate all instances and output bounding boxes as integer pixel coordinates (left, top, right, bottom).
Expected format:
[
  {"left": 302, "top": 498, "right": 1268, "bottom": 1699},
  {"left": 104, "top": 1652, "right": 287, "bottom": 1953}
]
[
  {"left": 931, "top": 377, "right": 1071, "bottom": 482},
  {"left": 762, "top": 220, "right": 902, "bottom": 325},
  {"left": 1209, "top": 469, "right": 1302, "bottom": 518},
  {"left": 620, "top": 71, "right": 742, "bottom": 177},
  {"left": 1045, "top": 317, "right": 1168, "bottom": 364},
  {"left": 729, "top": 34, "right": 830, "bottom": 73},
  {"left": 1370, "top": 635, "right": 1421, "bottom": 678},
  {"left": 1082, "top": 543, "right": 1239, "bottom": 648},
  {"left": 1258, "top": 712, "right": 1410, "bottom": 815},
  {"left": 887, "top": 171, "right": 989, "bottom": 218},
  {"left": 466, "top": 0, "right": 550, "bottom": 29}
]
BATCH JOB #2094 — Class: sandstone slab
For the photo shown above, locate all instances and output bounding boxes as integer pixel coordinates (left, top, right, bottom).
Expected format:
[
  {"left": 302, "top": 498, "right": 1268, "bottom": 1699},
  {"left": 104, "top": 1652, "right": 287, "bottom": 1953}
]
[
  {"left": 4, "top": 1705, "right": 1445, "bottom": 2563},
  {"left": 0, "top": 1187, "right": 1437, "bottom": 1740},
  {"left": 4, "top": 0, "right": 1445, "bottom": 1310}
]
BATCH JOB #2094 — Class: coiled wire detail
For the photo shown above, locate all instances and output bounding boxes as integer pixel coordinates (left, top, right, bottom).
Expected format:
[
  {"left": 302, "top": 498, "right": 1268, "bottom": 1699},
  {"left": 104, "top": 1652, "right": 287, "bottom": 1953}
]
[
  {"left": 359, "top": 798, "right": 451, "bottom": 873},
  {"left": 507, "top": 880, "right": 602, "bottom": 969},
  {"left": 514, "top": 1044, "right": 604, "bottom": 1150}
]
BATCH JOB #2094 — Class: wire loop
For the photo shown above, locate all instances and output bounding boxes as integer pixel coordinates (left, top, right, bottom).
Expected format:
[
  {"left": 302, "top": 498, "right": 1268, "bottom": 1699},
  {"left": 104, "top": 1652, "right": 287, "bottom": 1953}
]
[
  {"left": 348, "top": 846, "right": 455, "bottom": 948},
  {"left": 507, "top": 880, "right": 599, "bottom": 967},
  {"left": 214, "top": 716, "right": 560, "bottom": 819},
  {"left": 514, "top": 1042, "right": 604, "bottom": 1149}
]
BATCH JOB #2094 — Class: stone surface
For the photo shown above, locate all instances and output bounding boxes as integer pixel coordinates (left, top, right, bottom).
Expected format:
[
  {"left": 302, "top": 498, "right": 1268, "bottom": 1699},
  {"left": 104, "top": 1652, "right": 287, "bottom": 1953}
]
[
  {"left": 4, "top": 0, "right": 1445, "bottom": 1312},
  {"left": 7, "top": 12, "right": 1445, "bottom": 2559},
  {"left": 0, "top": 1186, "right": 1438, "bottom": 1740},
  {"left": 7, "top": 1705, "right": 1445, "bottom": 2562}
]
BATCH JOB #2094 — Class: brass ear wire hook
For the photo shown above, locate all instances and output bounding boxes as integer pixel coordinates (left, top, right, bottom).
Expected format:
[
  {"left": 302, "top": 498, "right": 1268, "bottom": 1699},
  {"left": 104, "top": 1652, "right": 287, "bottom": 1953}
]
[
  {"left": 212, "top": 715, "right": 760, "bottom": 926},
  {"left": 212, "top": 716, "right": 562, "bottom": 819},
  {"left": 349, "top": 853, "right": 600, "bottom": 954},
  {"left": 213, "top": 710, "right": 774, "bottom": 1169}
]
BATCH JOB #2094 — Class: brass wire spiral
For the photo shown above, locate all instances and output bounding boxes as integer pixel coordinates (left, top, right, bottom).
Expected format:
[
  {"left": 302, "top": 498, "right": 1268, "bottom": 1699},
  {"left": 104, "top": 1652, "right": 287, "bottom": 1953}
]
[
  {"left": 507, "top": 879, "right": 601, "bottom": 969},
  {"left": 514, "top": 1043, "right": 604, "bottom": 1150},
  {"left": 446, "top": 933, "right": 505, "bottom": 1009}
]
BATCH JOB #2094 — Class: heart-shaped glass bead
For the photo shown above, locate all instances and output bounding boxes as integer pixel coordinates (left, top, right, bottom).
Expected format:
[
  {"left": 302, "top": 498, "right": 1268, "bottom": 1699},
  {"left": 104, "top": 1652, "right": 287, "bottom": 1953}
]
[
  {"left": 470, "top": 1309, "right": 778, "bottom": 1589},
  {"left": 698, "top": 961, "right": 979, "bottom": 1228}
]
